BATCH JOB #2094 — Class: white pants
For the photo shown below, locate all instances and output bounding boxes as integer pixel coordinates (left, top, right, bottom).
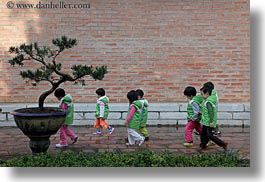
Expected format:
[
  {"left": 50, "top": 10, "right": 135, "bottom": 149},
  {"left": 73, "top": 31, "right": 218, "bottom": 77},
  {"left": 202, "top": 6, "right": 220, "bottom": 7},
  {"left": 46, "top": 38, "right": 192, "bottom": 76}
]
[{"left": 127, "top": 128, "right": 144, "bottom": 145}]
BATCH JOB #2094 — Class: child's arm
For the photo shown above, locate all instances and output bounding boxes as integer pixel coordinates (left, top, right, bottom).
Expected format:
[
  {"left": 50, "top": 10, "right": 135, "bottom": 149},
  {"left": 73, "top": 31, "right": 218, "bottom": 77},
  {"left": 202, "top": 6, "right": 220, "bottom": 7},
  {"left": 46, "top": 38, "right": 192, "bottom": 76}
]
[
  {"left": 144, "top": 99, "right": 149, "bottom": 107},
  {"left": 125, "top": 105, "right": 136, "bottom": 125},
  {"left": 61, "top": 102, "right": 68, "bottom": 111},
  {"left": 98, "top": 101, "right": 105, "bottom": 118},
  {"left": 190, "top": 102, "right": 200, "bottom": 121}
]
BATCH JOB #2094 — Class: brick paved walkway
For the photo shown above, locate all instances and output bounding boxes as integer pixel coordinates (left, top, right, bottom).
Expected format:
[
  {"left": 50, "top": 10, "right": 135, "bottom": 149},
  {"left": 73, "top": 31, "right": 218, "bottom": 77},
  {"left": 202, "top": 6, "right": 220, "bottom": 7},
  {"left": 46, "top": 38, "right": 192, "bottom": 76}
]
[{"left": 0, "top": 125, "right": 250, "bottom": 161}]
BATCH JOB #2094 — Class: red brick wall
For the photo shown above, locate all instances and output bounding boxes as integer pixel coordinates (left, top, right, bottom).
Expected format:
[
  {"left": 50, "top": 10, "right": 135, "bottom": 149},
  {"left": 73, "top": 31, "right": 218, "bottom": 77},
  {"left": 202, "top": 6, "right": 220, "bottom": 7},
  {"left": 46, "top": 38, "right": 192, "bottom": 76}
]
[{"left": 0, "top": 0, "right": 250, "bottom": 103}]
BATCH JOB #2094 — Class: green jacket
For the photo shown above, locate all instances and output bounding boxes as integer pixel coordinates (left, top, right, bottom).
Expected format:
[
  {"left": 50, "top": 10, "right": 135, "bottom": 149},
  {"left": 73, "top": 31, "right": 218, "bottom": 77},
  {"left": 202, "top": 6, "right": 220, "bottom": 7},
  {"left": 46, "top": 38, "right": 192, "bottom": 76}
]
[
  {"left": 139, "top": 98, "right": 149, "bottom": 127},
  {"left": 207, "top": 89, "right": 218, "bottom": 106},
  {"left": 127, "top": 100, "right": 142, "bottom": 129},
  {"left": 60, "top": 94, "right": 74, "bottom": 125},
  {"left": 186, "top": 94, "right": 203, "bottom": 121},
  {"left": 200, "top": 98, "right": 217, "bottom": 127},
  {"left": 95, "top": 96, "right": 109, "bottom": 119}
]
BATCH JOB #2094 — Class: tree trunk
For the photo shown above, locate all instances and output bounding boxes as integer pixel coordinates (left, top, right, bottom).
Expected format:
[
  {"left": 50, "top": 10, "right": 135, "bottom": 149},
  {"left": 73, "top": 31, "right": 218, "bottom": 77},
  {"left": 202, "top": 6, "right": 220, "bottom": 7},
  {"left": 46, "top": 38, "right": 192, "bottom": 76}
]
[{"left": 38, "top": 86, "right": 58, "bottom": 108}]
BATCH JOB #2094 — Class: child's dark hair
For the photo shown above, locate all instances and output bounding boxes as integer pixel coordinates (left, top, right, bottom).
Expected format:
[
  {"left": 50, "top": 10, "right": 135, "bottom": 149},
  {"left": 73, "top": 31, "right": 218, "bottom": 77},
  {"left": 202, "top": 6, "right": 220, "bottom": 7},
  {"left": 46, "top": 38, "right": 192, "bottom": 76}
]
[
  {"left": 96, "top": 88, "right": 105, "bottom": 97},
  {"left": 54, "top": 88, "right": 65, "bottom": 98},
  {"left": 203, "top": 81, "right": 214, "bottom": 90},
  {"left": 183, "top": 86, "right": 197, "bottom": 97},
  {"left": 127, "top": 90, "right": 138, "bottom": 104},
  {"left": 135, "top": 89, "right": 144, "bottom": 98},
  {"left": 200, "top": 86, "right": 212, "bottom": 95}
]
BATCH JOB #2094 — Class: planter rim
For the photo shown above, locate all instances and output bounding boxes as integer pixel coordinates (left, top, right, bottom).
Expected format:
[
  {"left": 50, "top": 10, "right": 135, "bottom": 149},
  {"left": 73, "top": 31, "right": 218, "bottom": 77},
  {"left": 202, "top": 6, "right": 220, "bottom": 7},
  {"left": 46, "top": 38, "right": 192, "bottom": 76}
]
[{"left": 10, "top": 107, "right": 68, "bottom": 117}]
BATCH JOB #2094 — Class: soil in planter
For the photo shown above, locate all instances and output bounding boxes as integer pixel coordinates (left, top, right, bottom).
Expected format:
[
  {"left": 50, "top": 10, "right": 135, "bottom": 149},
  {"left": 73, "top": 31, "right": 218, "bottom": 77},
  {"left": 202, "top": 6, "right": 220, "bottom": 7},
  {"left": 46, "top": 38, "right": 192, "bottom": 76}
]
[{"left": 15, "top": 107, "right": 64, "bottom": 114}]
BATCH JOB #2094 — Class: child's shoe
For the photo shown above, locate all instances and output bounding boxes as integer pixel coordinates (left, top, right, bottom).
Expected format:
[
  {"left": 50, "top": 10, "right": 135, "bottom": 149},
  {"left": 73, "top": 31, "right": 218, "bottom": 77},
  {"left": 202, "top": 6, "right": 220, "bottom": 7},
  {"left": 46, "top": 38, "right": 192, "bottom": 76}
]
[
  {"left": 72, "top": 136, "right": 78, "bottom": 144},
  {"left": 93, "top": 129, "right": 102, "bottom": 135},
  {"left": 138, "top": 139, "right": 144, "bottom": 146},
  {"left": 126, "top": 142, "right": 134, "bottom": 146},
  {"left": 212, "top": 126, "right": 222, "bottom": 136},
  {"left": 183, "top": 142, "right": 193, "bottom": 147},
  {"left": 223, "top": 142, "right": 228, "bottom": 150},
  {"left": 55, "top": 143, "right": 68, "bottom": 148},
  {"left": 214, "top": 130, "right": 222, "bottom": 136},
  {"left": 108, "top": 127, "right": 115, "bottom": 135},
  {"left": 144, "top": 136, "right": 149, "bottom": 141},
  {"left": 206, "top": 140, "right": 215, "bottom": 146}
]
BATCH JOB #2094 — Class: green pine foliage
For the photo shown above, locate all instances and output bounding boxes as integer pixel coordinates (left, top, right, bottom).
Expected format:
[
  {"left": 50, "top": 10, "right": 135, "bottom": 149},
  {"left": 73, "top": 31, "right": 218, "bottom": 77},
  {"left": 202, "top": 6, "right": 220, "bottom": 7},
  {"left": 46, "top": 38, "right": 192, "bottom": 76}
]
[
  {"left": 9, "top": 36, "right": 107, "bottom": 84},
  {"left": 8, "top": 36, "right": 107, "bottom": 108},
  {"left": 0, "top": 150, "right": 250, "bottom": 167}
]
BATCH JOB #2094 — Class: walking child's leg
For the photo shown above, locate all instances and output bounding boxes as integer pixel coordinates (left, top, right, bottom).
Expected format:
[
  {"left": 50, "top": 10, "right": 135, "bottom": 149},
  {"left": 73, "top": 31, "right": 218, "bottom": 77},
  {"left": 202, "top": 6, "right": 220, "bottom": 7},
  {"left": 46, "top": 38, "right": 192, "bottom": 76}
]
[
  {"left": 64, "top": 125, "right": 77, "bottom": 140},
  {"left": 127, "top": 128, "right": 136, "bottom": 145},
  {"left": 59, "top": 126, "right": 67, "bottom": 145},
  {"left": 99, "top": 118, "right": 109, "bottom": 129},
  {"left": 99, "top": 118, "right": 114, "bottom": 134},
  {"left": 200, "top": 125, "right": 209, "bottom": 149},
  {"left": 129, "top": 129, "right": 144, "bottom": 146},
  {"left": 194, "top": 122, "right": 202, "bottom": 134},
  {"left": 184, "top": 120, "right": 194, "bottom": 143},
  {"left": 93, "top": 118, "right": 101, "bottom": 134},
  {"left": 206, "top": 127, "right": 227, "bottom": 149},
  {"left": 139, "top": 127, "right": 148, "bottom": 137}
]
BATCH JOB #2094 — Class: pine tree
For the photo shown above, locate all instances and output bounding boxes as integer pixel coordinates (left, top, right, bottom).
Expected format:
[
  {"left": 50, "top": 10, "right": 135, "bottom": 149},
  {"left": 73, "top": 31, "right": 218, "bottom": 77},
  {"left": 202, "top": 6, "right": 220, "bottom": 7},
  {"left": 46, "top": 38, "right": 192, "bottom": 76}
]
[{"left": 9, "top": 36, "right": 107, "bottom": 108}]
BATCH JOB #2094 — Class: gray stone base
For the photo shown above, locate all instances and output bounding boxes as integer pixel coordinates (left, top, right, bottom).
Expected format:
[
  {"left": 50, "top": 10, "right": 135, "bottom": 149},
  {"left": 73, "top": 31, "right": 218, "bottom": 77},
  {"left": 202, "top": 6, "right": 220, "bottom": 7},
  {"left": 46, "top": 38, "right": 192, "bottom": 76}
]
[{"left": 0, "top": 103, "right": 250, "bottom": 127}]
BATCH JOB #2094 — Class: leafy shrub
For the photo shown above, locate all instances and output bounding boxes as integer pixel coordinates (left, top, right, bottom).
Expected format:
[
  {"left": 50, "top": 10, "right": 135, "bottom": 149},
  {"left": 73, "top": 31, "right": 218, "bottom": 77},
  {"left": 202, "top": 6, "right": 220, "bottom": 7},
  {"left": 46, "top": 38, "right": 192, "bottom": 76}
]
[{"left": 0, "top": 150, "right": 250, "bottom": 167}]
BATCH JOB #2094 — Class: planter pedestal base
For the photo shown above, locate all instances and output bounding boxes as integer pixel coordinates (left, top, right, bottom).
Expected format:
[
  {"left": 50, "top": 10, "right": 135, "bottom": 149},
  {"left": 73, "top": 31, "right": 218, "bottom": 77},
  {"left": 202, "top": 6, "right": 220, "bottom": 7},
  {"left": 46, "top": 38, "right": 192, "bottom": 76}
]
[{"left": 29, "top": 137, "right": 50, "bottom": 154}]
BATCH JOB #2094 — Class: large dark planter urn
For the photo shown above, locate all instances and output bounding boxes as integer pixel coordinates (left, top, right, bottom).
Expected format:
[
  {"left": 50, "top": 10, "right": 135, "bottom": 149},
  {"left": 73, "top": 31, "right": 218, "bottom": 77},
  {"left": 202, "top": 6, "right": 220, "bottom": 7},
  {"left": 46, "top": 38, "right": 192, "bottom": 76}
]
[{"left": 10, "top": 107, "right": 68, "bottom": 154}]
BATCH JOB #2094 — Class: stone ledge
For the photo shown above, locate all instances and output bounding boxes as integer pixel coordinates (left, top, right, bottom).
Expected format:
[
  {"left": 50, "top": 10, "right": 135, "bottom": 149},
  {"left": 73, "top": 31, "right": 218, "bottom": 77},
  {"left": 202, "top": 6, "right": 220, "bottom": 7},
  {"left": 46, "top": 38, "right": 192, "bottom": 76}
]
[
  {"left": 0, "top": 103, "right": 250, "bottom": 127},
  {"left": 0, "top": 118, "right": 249, "bottom": 127},
  {"left": 0, "top": 102, "right": 250, "bottom": 112},
  {"left": 233, "top": 113, "right": 250, "bottom": 120}
]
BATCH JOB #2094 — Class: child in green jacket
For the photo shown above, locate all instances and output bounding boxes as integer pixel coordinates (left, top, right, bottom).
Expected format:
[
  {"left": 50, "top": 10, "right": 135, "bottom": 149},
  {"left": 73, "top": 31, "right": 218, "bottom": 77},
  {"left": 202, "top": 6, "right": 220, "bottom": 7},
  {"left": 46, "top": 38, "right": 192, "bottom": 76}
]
[
  {"left": 54, "top": 88, "right": 78, "bottom": 148},
  {"left": 183, "top": 86, "right": 203, "bottom": 147},
  {"left": 93, "top": 88, "right": 114, "bottom": 135},
  {"left": 199, "top": 86, "right": 227, "bottom": 150},
  {"left": 203, "top": 82, "right": 221, "bottom": 135},
  {"left": 125, "top": 90, "right": 145, "bottom": 146},
  {"left": 136, "top": 89, "right": 149, "bottom": 141}
]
